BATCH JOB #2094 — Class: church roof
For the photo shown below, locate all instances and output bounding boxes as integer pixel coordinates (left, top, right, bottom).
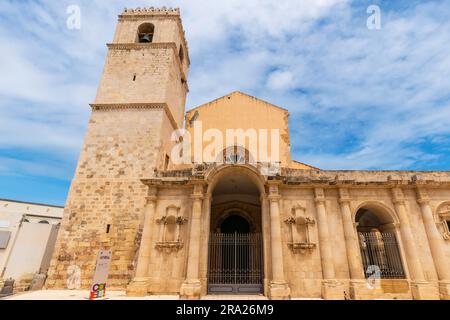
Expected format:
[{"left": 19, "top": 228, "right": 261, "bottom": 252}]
[{"left": 188, "top": 91, "right": 289, "bottom": 113}]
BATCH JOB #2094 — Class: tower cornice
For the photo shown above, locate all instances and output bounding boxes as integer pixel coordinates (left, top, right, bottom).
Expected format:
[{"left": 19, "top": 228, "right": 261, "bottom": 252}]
[{"left": 90, "top": 103, "right": 179, "bottom": 130}]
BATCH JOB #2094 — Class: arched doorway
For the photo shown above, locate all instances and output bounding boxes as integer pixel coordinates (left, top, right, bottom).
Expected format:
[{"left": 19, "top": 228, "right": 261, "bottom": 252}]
[
  {"left": 220, "top": 214, "right": 250, "bottom": 233},
  {"left": 355, "top": 206, "right": 406, "bottom": 279},
  {"left": 207, "top": 168, "right": 264, "bottom": 294}
]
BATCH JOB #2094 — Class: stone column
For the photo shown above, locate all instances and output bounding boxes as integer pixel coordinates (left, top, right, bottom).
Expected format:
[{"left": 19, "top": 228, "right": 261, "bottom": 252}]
[
  {"left": 199, "top": 193, "right": 212, "bottom": 296},
  {"left": 267, "top": 181, "right": 291, "bottom": 300},
  {"left": 338, "top": 188, "right": 366, "bottom": 299},
  {"left": 416, "top": 187, "right": 450, "bottom": 300},
  {"left": 314, "top": 188, "right": 344, "bottom": 299},
  {"left": 126, "top": 187, "right": 157, "bottom": 296},
  {"left": 391, "top": 187, "right": 439, "bottom": 300},
  {"left": 180, "top": 182, "right": 204, "bottom": 299}
]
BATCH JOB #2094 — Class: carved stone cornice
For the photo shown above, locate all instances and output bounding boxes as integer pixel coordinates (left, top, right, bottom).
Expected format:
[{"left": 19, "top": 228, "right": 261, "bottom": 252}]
[
  {"left": 90, "top": 103, "right": 179, "bottom": 130},
  {"left": 107, "top": 42, "right": 176, "bottom": 50},
  {"left": 281, "top": 169, "right": 450, "bottom": 187}
]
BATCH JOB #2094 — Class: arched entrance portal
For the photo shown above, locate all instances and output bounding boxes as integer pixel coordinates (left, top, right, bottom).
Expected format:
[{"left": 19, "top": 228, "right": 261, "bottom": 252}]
[{"left": 207, "top": 169, "right": 264, "bottom": 294}]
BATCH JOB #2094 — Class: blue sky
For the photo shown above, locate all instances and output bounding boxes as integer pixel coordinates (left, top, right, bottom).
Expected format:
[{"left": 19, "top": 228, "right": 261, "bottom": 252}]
[{"left": 1, "top": 0, "right": 450, "bottom": 206}]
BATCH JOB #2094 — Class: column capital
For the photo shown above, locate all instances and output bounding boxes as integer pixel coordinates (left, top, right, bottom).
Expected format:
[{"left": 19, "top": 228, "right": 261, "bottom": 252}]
[
  {"left": 338, "top": 198, "right": 351, "bottom": 205},
  {"left": 190, "top": 182, "right": 205, "bottom": 200},
  {"left": 391, "top": 187, "right": 406, "bottom": 205},
  {"left": 392, "top": 199, "right": 406, "bottom": 206},
  {"left": 190, "top": 194, "right": 204, "bottom": 201},
  {"left": 417, "top": 198, "right": 431, "bottom": 205},
  {"left": 415, "top": 187, "right": 431, "bottom": 205},
  {"left": 338, "top": 188, "right": 351, "bottom": 204},
  {"left": 146, "top": 186, "right": 158, "bottom": 203},
  {"left": 314, "top": 187, "right": 326, "bottom": 204},
  {"left": 267, "top": 181, "right": 280, "bottom": 196},
  {"left": 145, "top": 195, "right": 157, "bottom": 204},
  {"left": 268, "top": 194, "right": 281, "bottom": 202},
  {"left": 314, "top": 197, "right": 326, "bottom": 205}
]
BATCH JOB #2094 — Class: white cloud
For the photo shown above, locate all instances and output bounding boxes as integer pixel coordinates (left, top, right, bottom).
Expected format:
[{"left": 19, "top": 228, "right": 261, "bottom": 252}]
[{"left": 267, "top": 70, "right": 295, "bottom": 91}]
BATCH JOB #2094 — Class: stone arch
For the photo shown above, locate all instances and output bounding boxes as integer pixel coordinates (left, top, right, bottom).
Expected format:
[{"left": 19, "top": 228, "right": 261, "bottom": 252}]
[
  {"left": 354, "top": 201, "right": 406, "bottom": 279},
  {"left": 205, "top": 164, "right": 266, "bottom": 196},
  {"left": 435, "top": 201, "right": 450, "bottom": 238},
  {"left": 205, "top": 164, "right": 266, "bottom": 295},
  {"left": 353, "top": 200, "right": 399, "bottom": 226},
  {"left": 214, "top": 207, "right": 259, "bottom": 233},
  {"left": 137, "top": 22, "right": 155, "bottom": 43},
  {"left": 435, "top": 201, "right": 450, "bottom": 215}
]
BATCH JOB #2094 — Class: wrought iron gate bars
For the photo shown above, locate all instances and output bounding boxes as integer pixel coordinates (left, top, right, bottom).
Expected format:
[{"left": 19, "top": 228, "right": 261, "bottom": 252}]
[
  {"left": 358, "top": 231, "right": 406, "bottom": 279},
  {"left": 207, "top": 232, "right": 263, "bottom": 294}
]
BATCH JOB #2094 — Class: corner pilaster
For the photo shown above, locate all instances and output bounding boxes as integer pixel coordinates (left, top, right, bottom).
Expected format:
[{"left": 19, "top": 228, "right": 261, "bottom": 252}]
[{"left": 127, "top": 186, "right": 158, "bottom": 296}]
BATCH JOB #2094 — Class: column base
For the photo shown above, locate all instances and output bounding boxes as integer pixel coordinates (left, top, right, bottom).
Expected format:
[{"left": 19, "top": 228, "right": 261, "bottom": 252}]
[
  {"left": 438, "top": 281, "right": 450, "bottom": 300},
  {"left": 180, "top": 280, "right": 202, "bottom": 300},
  {"left": 321, "top": 280, "right": 345, "bottom": 300},
  {"left": 349, "top": 279, "right": 369, "bottom": 300},
  {"left": 126, "top": 278, "right": 149, "bottom": 297},
  {"left": 269, "top": 281, "right": 291, "bottom": 300},
  {"left": 410, "top": 281, "right": 440, "bottom": 300}
]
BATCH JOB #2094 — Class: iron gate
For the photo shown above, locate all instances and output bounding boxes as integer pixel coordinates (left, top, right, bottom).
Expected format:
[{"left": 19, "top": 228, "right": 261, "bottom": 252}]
[
  {"left": 358, "top": 231, "right": 406, "bottom": 279},
  {"left": 208, "top": 232, "right": 263, "bottom": 294}
]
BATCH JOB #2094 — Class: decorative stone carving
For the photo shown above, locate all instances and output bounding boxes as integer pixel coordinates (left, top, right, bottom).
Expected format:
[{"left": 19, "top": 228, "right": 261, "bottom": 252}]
[
  {"left": 437, "top": 203, "right": 450, "bottom": 240},
  {"left": 285, "top": 205, "right": 316, "bottom": 253},
  {"left": 155, "top": 205, "right": 187, "bottom": 252}
]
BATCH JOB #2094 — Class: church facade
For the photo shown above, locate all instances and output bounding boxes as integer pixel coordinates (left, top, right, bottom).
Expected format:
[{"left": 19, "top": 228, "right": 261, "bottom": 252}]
[{"left": 46, "top": 8, "right": 450, "bottom": 300}]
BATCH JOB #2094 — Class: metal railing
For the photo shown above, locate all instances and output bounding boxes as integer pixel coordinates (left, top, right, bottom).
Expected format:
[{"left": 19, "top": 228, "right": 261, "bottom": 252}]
[{"left": 358, "top": 231, "right": 406, "bottom": 279}]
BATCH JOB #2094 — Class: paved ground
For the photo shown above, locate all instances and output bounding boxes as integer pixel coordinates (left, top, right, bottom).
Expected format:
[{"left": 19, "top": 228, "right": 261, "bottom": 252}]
[
  {"left": 2, "top": 290, "right": 179, "bottom": 300},
  {"left": 2, "top": 290, "right": 323, "bottom": 300}
]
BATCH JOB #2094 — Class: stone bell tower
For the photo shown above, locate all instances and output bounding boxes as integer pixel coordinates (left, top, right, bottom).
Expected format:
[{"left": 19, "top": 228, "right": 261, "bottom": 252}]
[{"left": 46, "top": 7, "right": 189, "bottom": 290}]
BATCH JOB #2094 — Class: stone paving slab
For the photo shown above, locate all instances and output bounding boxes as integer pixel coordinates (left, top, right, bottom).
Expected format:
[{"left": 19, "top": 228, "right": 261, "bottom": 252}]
[
  {"left": 1, "top": 290, "right": 179, "bottom": 300},
  {"left": 1, "top": 290, "right": 325, "bottom": 300}
]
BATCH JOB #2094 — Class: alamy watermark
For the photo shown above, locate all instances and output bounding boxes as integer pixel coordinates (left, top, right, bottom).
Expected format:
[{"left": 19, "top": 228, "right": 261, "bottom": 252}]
[
  {"left": 169, "top": 121, "right": 282, "bottom": 176},
  {"left": 367, "top": 5, "right": 382, "bottom": 30},
  {"left": 66, "top": 5, "right": 81, "bottom": 30}
]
